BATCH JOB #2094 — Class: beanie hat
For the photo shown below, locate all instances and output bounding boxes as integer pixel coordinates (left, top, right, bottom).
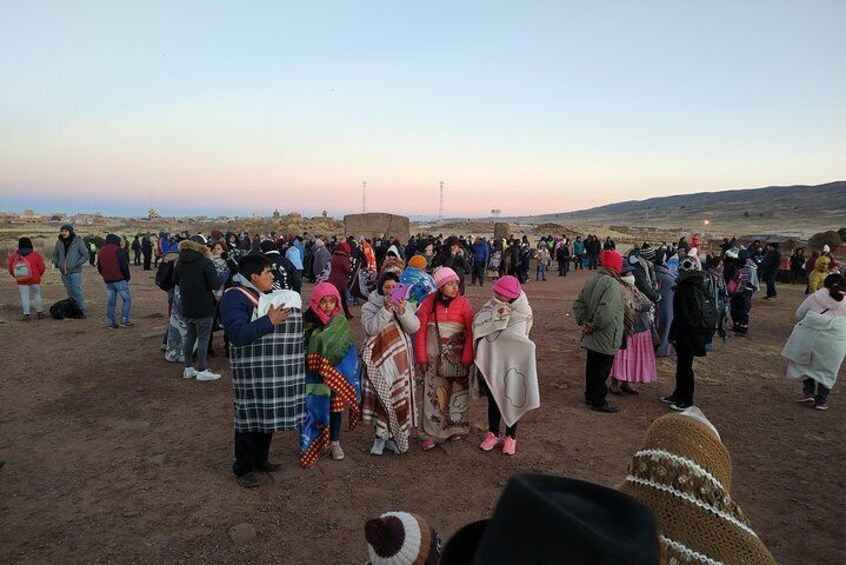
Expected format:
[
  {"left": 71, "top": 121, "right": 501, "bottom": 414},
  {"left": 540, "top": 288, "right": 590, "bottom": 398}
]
[
  {"left": 416, "top": 240, "right": 431, "bottom": 254},
  {"left": 432, "top": 267, "right": 459, "bottom": 289},
  {"left": 408, "top": 255, "right": 428, "bottom": 270},
  {"left": 105, "top": 234, "right": 121, "bottom": 246},
  {"left": 338, "top": 241, "right": 351, "bottom": 255},
  {"left": 18, "top": 237, "right": 33, "bottom": 249},
  {"left": 491, "top": 275, "right": 521, "bottom": 299},
  {"left": 599, "top": 250, "right": 623, "bottom": 274},
  {"left": 365, "top": 512, "right": 441, "bottom": 565},
  {"left": 678, "top": 257, "right": 697, "bottom": 273},
  {"left": 191, "top": 234, "right": 208, "bottom": 245},
  {"left": 618, "top": 411, "right": 777, "bottom": 564},
  {"left": 210, "top": 229, "right": 223, "bottom": 241},
  {"left": 823, "top": 244, "right": 831, "bottom": 253},
  {"left": 639, "top": 244, "right": 656, "bottom": 261}
]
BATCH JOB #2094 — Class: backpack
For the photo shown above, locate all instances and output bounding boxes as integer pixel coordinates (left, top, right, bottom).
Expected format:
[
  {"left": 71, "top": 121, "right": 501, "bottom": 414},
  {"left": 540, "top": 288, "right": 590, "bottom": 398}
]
[
  {"left": 13, "top": 256, "right": 33, "bottom": 282},
  {"left": 50, "top": 298, "right": 85, "bottom": 319},
  {"left": 155, "top": 260, "right": 176, "bottom": 291},
  {"left": 690, "top": 283, "right": 718, "bottom": 331}
]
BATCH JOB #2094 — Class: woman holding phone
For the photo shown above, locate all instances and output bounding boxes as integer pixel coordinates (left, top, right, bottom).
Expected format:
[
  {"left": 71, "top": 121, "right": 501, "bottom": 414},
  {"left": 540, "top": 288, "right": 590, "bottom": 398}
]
[{"left": 361, "top": 272, "right": 421, "bottom": 455}]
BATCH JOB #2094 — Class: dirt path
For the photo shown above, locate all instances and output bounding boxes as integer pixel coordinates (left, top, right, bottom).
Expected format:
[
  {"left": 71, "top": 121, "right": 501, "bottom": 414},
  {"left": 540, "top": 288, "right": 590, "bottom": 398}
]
[{"left": 0, "top": 266, "right": 842, "bottom": 563}]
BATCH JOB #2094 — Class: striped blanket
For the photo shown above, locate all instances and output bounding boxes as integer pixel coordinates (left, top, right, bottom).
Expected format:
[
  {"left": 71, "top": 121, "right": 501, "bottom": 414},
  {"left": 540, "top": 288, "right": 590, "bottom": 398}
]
[{"left": 361, "top": 322, "right": 418, "bottom": 452}]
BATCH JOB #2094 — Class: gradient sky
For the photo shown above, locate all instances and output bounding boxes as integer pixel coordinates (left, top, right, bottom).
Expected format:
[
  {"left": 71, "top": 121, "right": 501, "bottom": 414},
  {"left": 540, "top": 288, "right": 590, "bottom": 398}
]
[{"left": 1, "top": 1, "right": 844, "bottom": 218}]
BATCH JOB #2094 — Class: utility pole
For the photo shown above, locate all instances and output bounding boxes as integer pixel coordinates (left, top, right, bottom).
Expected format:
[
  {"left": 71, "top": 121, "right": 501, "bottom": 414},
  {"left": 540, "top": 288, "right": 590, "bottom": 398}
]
[
  {"left": 362, "top": 181, "right": 366, "bottom": 213},
  {"left": 438, "top": 181, "right": 444, "bottom": 220}
]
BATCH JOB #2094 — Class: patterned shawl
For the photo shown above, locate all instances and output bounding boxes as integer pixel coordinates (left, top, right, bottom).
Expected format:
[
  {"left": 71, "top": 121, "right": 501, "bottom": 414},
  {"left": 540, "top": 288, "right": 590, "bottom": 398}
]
[{"left": 299, "top": 312, "right": 361, "bottom": 468}]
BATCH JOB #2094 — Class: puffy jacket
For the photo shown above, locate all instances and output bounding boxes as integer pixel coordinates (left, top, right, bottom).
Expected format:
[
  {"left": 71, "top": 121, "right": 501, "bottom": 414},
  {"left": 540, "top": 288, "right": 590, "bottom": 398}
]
[
  {"left": 173, "top": 240, "right": 220, "bottom": 318},
  {"left": 572, "top": 269, "right": 626, "bottom": 355},
  {"left": 472, "top": 242, "right": 490, "bottom": 264},
  {"left": 97, "top": 235, "right": 131, "bottom": 283},
  {"left": 669, "top": 271, "right": 711, "bottom": 356},
  {"left": 8, "top": 249, "right": 46, "bottom": 285},
  {"left": 414, "top": 293, "right": 475, "bottom": 366},
  {"left": 52, "top": 230, "right": 89, "bottom": 274}
]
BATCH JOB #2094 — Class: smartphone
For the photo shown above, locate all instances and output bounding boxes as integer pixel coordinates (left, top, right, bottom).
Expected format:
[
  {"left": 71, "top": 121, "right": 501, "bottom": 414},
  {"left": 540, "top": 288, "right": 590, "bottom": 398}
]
[{"left": 390, "top": 283, "right": 411, "bottom": 305}]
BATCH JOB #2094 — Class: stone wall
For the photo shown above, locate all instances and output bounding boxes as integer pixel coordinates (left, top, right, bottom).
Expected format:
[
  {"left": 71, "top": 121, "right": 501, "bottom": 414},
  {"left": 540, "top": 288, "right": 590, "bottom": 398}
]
[{"left": 344, "top": 213, "right": 411, "bottom": 240}]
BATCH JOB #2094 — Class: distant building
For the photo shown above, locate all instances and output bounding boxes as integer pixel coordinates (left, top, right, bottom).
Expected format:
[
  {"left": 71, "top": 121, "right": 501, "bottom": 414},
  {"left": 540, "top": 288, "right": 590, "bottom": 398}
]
[{"left": 148, "top": 208, "right": 161, "bottom": 220}]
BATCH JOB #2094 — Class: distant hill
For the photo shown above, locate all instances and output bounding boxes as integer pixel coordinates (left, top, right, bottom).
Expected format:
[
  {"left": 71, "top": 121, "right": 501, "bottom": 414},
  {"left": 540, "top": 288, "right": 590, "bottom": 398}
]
[{"left": 500, "top": 181, "right": 846, "bottom": 237}]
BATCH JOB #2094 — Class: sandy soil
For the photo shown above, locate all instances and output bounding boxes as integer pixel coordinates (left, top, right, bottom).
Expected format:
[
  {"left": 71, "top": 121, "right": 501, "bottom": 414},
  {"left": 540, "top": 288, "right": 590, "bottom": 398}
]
[{"left": 0, "top": 264, "right": 843, "bottom": 563}]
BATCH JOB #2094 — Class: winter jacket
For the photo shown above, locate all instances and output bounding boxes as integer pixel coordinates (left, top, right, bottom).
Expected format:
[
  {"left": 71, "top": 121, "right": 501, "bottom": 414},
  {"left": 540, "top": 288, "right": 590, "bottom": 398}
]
[
  {"left": 52, "top": 229, "right": 89, "bottom": 275},
  {"left": 472, "top": 242, "right": 490, "bottom": 265},
  {"left": 173, "top": 239, "right": 221, "bottom": 319},
  {"left": 760, "top": 250, "right": 782, "bottom": 278},
  {"left": 431, "top": 250, "right": 471, "bottom": 280},
  {"left": 97, "top": 235, "right": 131, "bottom": 283},
  {"left": 572, "top": 268, "right": 626, "bottom": 355},
  {"left": 218, "top": 283, "right": 276, "bottom": 347},
  {"left": 264, "top": 250, "right": 302, "bottom": 293},
  {"left": 7, "top": 248, "right": 46, "bottom": 285},
  {"left": 414, "top": 293, "right": 475, "bottom": 366},
  {"left": 808, "top": 257, "right": 831, "bottom": 294},
  {"left": 312, "top": 241, "right": 332, "bottom": 277},
  {"left": 328, "top": 252, "right": 351, "bottom": 292},
  {"left": 361, "top": 292, "right": 421, "bottom": 338},
  {"left": 668, "top": 271, "right": 711, "bottom": 356},
  {"left": 632, "top": 263, "right": 660, "bottom": 302},
  {"left": 573, "top": 241, "right": 585, "bottom": 255}
]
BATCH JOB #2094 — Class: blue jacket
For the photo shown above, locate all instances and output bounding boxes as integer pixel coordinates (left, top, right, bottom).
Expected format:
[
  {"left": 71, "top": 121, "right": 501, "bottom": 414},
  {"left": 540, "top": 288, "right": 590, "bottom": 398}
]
[
  {"left": 219, "top": 284, "right": 275, "bottom": 347},
  {"left": 472, "top": 242, "right": 490, "bottom": 264}
]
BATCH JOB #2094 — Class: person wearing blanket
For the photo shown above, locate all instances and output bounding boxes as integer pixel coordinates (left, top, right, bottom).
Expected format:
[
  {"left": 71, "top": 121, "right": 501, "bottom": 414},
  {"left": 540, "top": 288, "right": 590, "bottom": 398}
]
[
  {"left": 299, "top": 282, "right": 362, "bottom": 467},
  {"left": 414, "top": 267, "right": 475, "bottom": 451},
  {"left": 472, "top": 276, "right": 539, "bottom": 456},
  {"left": 219, "top": 254, "right": 306, "bottom": 489},
  {"left": 782, "top": 273, "right": 846, "bottom": 411},
  {"left": 361, "top": 272, "right": 421, "bottom": 456}
]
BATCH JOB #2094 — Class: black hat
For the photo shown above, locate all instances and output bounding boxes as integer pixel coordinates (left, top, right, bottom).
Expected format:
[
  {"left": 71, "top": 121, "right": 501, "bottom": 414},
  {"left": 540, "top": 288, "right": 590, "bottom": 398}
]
[
  {"left": 18, "top": 237, "right": 33, "bottom": 249},
  {"left": 440, "top": 474, "right": 659, "bottom": 565}
]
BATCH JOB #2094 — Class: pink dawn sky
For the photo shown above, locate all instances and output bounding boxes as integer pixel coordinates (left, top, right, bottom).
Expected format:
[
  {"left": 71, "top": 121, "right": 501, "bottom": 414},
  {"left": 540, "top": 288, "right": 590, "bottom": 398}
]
[{"left": 1, "top": 2, "right": 844, "bottom": 218}]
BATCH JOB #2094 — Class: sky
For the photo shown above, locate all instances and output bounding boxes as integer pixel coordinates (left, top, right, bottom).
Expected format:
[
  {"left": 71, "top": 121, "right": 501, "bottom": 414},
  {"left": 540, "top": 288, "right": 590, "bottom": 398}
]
[{"left": 1, "top": 1, "right": 844, "bottom": 218}]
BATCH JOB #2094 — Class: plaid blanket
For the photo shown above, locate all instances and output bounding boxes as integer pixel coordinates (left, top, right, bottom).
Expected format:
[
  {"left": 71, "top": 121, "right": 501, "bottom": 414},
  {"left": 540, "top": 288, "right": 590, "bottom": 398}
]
[
  {"left": 229, "top": 289, "right": 306, "bottom": 433},
  {"left": 361, "top": 322, "right": 417, "bottom": 452}
]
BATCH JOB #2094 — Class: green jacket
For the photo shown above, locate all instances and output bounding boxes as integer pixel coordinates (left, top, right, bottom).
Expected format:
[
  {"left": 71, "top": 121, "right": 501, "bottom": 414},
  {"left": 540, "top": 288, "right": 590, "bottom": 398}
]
[{"left": 572, "top": 268, "right": 625, "bottom": 355}]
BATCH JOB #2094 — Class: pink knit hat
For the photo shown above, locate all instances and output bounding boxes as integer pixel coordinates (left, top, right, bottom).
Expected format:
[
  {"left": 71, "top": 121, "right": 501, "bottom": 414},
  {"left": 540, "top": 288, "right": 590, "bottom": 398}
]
[
  {"left": 433, "top": 267, "right": 460, "bottom": 289},
  {"left": 492, "top": 275, "right": 521, "bottom": 299}
]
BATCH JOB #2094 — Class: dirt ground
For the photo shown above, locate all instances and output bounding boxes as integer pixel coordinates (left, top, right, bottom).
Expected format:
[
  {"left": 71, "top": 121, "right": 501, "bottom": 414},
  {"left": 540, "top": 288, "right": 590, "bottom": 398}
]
[{"left": 0, "top": 264, "right": 843, "bottom": 564}]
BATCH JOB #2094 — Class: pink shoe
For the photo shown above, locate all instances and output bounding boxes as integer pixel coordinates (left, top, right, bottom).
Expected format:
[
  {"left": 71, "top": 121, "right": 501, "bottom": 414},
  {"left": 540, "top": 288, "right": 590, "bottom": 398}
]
[
  {"left": 479, "top": 432, "right": 501, "bottom": 451},
  {"left": 502, "top": 437, "right": 517, "bottom": 455},
  {"left": 422, "top": 439, "right": 436, "bottom": 451}
]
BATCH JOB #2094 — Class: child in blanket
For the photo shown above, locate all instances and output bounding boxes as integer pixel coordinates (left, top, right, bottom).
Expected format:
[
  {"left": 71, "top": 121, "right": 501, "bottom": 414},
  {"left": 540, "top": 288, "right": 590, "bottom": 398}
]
[{"left": 300, "top": 282, "right": 362, "bottom": 467}]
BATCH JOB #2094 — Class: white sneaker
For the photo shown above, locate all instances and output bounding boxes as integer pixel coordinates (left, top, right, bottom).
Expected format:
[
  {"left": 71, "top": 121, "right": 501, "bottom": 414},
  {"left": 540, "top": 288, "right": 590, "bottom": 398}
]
[
  {"left": 196, "top": 369, "right": 221, "bottom": 382},
  {"left": 330, "top": 441, "right": 345, "bottom": 460},
  {"left": 183, "top": 367, "right": 197, "bottom": 379},
  {"left": 370, "top": 438, "right": 386, "bottom": 456}
]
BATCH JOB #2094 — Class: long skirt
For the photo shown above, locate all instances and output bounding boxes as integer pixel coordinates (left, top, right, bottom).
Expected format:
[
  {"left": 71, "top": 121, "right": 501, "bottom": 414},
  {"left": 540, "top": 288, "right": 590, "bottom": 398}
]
[
  {"left": 611, "top": 330, "right": 657, "bottom": 383},
  {"left": 421, "top": 322, "right": 470, "bottom": 441}
]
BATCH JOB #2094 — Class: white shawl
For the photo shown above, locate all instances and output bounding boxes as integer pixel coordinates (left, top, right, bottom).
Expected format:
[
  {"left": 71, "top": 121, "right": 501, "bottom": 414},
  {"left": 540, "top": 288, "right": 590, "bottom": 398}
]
[{"left": 472, "top": 291, "right": 540, "bottom": 427}]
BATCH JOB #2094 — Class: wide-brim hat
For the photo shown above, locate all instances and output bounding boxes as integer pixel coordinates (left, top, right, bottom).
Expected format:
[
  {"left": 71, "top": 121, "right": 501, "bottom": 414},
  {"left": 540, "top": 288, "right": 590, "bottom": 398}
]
[{"left": 440, "top": 474, "right": 659, "bottom": 565}]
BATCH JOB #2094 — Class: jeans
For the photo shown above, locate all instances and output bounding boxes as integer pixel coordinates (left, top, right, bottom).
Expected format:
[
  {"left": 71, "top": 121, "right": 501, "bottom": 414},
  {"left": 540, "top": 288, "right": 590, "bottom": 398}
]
[
  {"left": 233, "top": 431, "right": 273, "bottom": 477},
  {"left": 60, "top": 271, "right": 85, "bottom": 313},
  {"left": 184, "top": 317, "right": 213, "bottom": 371},
  {"left": 18, "top": 284, "right": 44, "bottom": 315},
  {"left": 673, "top": 343, "right": 695, "bottom": 405},
  {"left": 574, "top": 255, "right": 584, "bottom": 270},
  {"left": 585, "top": 349, "right": 615, "bottom": 406},
  {"left": 765, "top": 272, "right": 778, "bottom": 298},
  {"left": 330, "top": 411, "right": 342, "bottom": 442},
  {"left": 536, "top": 264, "right": 547, "bottom": 280},
  {"left": 558, "top": 260, "right": 569, "bottom": 276},
  {"left": 803, "top": 378, "right": 831, "bottom": 404},
  {"left": 105, "top": 280, "right": 132, "bottom": 325}
]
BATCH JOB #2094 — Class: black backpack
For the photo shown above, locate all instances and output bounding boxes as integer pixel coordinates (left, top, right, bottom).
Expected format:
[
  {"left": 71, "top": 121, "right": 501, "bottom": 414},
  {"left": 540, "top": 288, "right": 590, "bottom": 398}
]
[
  {"left": 690, "top": 283, "right": 718, "bottom": 330},
  {"left": 155, "top": 260, "right": 176, "bottom": 291},
  {"left": 50, "top": 298, "right": 86, "bottom": 320}
]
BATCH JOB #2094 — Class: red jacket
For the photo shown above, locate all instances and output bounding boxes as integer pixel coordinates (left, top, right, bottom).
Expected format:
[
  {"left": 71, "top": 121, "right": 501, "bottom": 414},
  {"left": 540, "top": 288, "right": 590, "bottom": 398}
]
[
  {"left": 414, "top": 293, "right": 475, "bottom": 366},
  {"left": 7, "top": 251, "right": 46, "bottom": 285},
  {"left": 328, "top": 252, "right": 351, "bottom": 292},
  {"left": 97, "top": 242, "right": 131, "bottom": 283}
]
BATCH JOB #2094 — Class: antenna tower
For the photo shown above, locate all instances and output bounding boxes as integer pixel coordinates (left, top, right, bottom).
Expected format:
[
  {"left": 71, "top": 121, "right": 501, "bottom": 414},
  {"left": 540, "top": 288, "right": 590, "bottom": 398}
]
[{"left": 438, "top": 181, "right": 444, "bottom": 219}]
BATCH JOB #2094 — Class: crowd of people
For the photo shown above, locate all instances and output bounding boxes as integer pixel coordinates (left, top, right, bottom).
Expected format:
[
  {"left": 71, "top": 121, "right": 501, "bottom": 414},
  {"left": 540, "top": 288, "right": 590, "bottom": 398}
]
[{"left": 7, "top": 223, "right": 845, "bottom": 563}]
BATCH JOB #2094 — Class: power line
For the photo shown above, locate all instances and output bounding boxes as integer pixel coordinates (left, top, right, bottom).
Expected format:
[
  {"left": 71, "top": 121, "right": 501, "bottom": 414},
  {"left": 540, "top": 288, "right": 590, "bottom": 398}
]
[{"left": 438, "top": 181, "right": 444, "bottom": 219}]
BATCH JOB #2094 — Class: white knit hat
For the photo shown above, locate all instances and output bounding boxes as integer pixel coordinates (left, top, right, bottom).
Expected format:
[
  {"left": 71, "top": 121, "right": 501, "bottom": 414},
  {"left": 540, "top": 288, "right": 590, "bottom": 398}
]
[{"left": 365, "top": 511, "right": 441, "bottom": 565}]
